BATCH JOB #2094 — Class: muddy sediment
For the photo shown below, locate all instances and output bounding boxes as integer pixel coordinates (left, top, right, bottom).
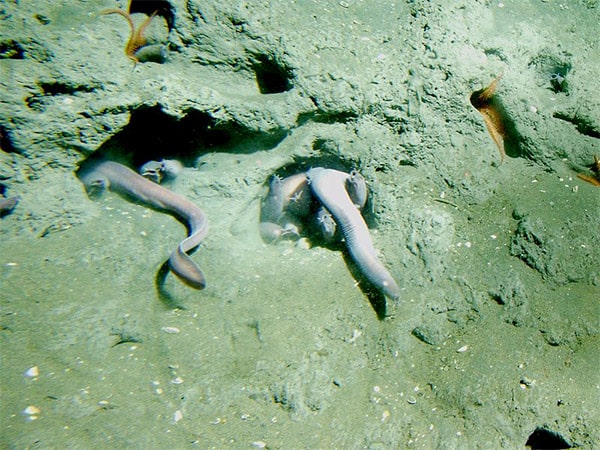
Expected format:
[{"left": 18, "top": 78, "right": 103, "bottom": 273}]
[{"left": 1, "top": 1, "right": 598, "bottom": 448}]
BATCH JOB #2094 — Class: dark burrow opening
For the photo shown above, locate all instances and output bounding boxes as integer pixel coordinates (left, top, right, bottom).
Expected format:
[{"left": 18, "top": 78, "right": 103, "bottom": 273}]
[
  {"left": 525, "top": 427, "right": 572, "bottom": 449},
  {"left": 260, "top": 150, "right": 388, "bottom": 318},
  {"left": 0, "top": 125, "right": 16, "bottom": 153},
  {"left": 24, "top": 80, "right": 99, "bottom": 112},
  {"left": 87, "top": 105, "right": 287, "bottom": 169},
  {"left": 252, "top": 54, "right": 294, "bottom": 94},
  {"left": 263, "top": 156, "right": 377, "bottom": 250},
  {"left": 130, "top": 0, "right": 175, "bottom": 30},
  {"left": 0, "top": 39, "right": 25, "bottom": 60}
]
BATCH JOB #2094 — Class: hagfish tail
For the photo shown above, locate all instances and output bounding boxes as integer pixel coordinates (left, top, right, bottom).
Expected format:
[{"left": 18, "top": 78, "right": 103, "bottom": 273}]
[
  {"left": 307, "top": 168, "right": 400, "bottom": 300},
  {"left": 78, "top": 160, "right": 208, "bottom": 289}
]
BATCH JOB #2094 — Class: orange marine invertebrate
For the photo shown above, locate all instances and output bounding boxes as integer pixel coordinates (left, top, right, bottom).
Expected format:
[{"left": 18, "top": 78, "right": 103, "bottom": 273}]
[
  {"left": 470, "top": 72, "right": 508, "bottom": 164},
  {"left": 576, "top": 155, "right": 600, "bottom": 187},
  {"left": 101, "top": 8, "right": 157, "bottom": 63}
]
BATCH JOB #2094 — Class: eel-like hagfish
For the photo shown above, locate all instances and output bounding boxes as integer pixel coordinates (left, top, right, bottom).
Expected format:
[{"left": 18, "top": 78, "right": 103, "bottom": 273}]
[
  {"left": 307, "top": 167, "right": 400, "bottom": 300},
  {"left": 78, "top": 160, "right": 208, "bottom": 289}
]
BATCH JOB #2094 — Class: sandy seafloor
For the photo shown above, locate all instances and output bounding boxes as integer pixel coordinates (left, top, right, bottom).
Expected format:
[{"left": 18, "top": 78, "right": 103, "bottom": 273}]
[{"left": 1, "top": 0, "right": 599, "bottom": 448}]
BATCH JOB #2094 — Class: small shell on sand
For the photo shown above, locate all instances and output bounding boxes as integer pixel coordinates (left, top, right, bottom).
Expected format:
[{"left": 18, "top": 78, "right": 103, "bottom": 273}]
[{"left": 24, "top": 366, "right": 39, "bottom": 378}]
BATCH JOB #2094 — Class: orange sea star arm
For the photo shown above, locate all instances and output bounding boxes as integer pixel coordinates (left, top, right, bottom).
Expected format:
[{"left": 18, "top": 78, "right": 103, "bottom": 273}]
[
  {"left": 101, "top": 9, "right": 157, "bottom": 63},
  {"left": 128, "top": 11, "right": 157, "bottom": 57}
]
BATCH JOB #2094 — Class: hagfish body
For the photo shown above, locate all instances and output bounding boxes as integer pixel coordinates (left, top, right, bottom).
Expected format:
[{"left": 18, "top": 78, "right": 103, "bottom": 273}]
[
  {"left": 307, "top": 168, "right": 400, "bottom": 300},
  {"left": 78, "top": 160, "right": 208, "bottom": 289},
  {"left": 259, "top": 173, "right": 311, "bottom": 242}
]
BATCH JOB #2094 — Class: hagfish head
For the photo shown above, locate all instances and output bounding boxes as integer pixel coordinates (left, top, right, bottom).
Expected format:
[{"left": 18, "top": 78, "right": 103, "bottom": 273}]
[
  {"left": 346, "top": 170, "right": 368, "bottom": 210},
  {"left": 316, "top": 206, "right": 337, "bottom": 242}
]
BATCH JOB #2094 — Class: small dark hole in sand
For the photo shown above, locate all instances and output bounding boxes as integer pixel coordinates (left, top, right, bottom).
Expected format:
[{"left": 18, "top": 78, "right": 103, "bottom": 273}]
[
  {"left": 0, "top": 39, "right": 25, "bottom": 59},
  {"left": 88, "top": 105, "right": 287, "bottom": 168},
  {"left": 526, "top": 427, "right": 572, "bottom": 449},
  {"left": 252, "top": 55, "right": 293, "bottom": 94},
  {"left": 129, "top": 0, "right": 175, "bottom": 30}
]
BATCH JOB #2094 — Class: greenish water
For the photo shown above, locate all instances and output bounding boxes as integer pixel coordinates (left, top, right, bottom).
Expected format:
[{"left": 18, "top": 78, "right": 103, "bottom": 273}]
[{"left": 1, "top": 0, "right": 599, "bottom": 448}]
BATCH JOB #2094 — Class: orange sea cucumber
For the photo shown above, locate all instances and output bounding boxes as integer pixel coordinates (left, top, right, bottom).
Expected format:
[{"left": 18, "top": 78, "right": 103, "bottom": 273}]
[
  {"left": 576, "top": 155, "right": 600, "bottom": 187},
  {"left": 470, "top": 72, "right": 507, "bottom": 164}
]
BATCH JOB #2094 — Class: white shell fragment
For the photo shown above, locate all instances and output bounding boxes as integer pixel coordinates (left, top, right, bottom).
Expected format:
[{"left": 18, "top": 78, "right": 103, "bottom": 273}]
[
  {"left": 173, "top": 409, "right": 183, "bottom": 423},
  {"left": 162, "top": 326, "right": 180, "bottom": 334},
  {"left": 23, "top": 405, "right": 41, "bottom": 415},
  {"left": 457, "top": 345, "right": 469, "bottom": 353},
  {"left": 23, "top": 405, "right": 41, "bottom": 420},
  {"left": 24, "top": 366, "right": 39, "bottom": 378}
]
